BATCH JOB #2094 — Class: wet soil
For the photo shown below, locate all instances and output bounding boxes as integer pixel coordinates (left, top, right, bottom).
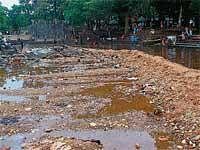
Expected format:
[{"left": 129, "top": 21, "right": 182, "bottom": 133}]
[{"left": 0, "top": 46, "right": 199, "bottom": 149}]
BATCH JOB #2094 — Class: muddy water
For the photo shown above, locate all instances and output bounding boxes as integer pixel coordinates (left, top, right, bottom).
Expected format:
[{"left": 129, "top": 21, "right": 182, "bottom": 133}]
[
  {"left": 79, "top": 83, "right": 154, "bottom": 118},
  {"left": 54, "top": 129, "right": 156, "bottom": 150},
  {"left": 154, "top": 132, "right": 177, "bottom": 150},
  {"left": 24, "top": 43, "right": 200, "bottom": 69},
  {"left": 140, "top": 46, "right": 200, "bottom": 70},
  {"left": 0, "top": 129, "right": 155, "bottom": 150},
  {"left": 0, "top": 130, "right": 177, "bottom": 150},
  {"left": 0, "top": 115, "right": 177, "bottom": 150},
  {"left": 83, "top": 42, "right": 200, "bottom": 69},
  {"left": 2, "top": 78, "right": 24, "bottom": 90},
  {"left": 100, "top": 94, "right": 154, "bottom": 115},
  {"left": 0, "top": 68, "right": 6, "bottom": 87},
  {"left": 0, "top": 134, "right": 25, "bottom": 150},
  {"left": 0, "top": 94, "right": 28, "bottom": 102}
]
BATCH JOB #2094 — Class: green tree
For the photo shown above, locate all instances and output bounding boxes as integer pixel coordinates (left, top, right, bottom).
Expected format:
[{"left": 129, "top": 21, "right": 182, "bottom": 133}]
[
  {"left": 190, "top": 0, "right": 200, "bottom": 30},
  {"left": 153, "top": 0, "right": 192, "bottom": 26},
  {"left": 191, "top": 0, "right": 200, "bottom": 15},
  {"left": 0, "top": 3, "right": 10, "bottom": 32},
  {"left": 33, "top": 0, "right": 65, "bottom": 21},
  {"left": 112, "top": 0, "right": 154, "bottom": 34},
  {"left": 64, "top": 0, "right": 89, "bottom": 26},
  {"left": 64, "top": 0, "right": 154, "bottom": 33},
  {"left": 9, "top": 5, "right": 31, "bottom": 32}
]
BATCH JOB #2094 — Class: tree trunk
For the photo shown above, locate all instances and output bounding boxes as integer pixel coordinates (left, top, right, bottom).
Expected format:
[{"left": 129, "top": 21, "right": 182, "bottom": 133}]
[
  {"left": 178, "top": 1, "right": 183, "bottom": 27},
  {"left": 124, "top": 14, "right": 129, "bottom": 35}
]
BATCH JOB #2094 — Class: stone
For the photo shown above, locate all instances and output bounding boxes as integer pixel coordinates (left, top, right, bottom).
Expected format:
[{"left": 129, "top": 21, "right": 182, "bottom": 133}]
[
  {"left": 189, "top": 141, "right": 193, "bottom": 145},
  {"left": 89, "top": 122, "right": 96, "bottom": 127},
  {"left": 25, "top": 107, "right": 32, "bottom": 112},
  {"left": 181, "top": 139, "right": 187, "bottom": 144},
  {"left": 192, "top": 143, "right": 196, "bottom": 148},
  {"left": 193, "top": 135, "right": 200, "bottom": 141},
  {"left": 177, "top": 145, "right": 183, "bottom": 149},
  {"left": 50, "top": 142, "right": 65, "bottom": 150},
  {"left": 158, "top": 136, "right": 169, "bottom": 141},
  {"left": 154, "top": 108, "right": 162, "bottom": 116},
  {"left": 45, "top": 128, "right": 53, "bottom": 133},
  {"left": 46, "top": 100, "right": 50, "bottom": 104},
  {"left": 135, "top": 143, "right": 140, "bottom": 149},
  {"left": 114, "top": 64, "right": 120, "bottom": 68},
  {"left": 67, "top": 105, "right": 72, "bottom": 108},
  {"left": 127, "top": 77, "right": 138, "bottom": 81},
  {"left": 66, "top": 145, "right": 72, "bottom": 150}
]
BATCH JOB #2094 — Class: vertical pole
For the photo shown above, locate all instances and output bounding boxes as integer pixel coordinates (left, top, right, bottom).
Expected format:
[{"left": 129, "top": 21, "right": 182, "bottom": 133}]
[
  {"left": 53, "top": 0, "right": 56, "bottom": 43},
  {"left": 178, "top": 0, "right": 183, "bottom": 27}
]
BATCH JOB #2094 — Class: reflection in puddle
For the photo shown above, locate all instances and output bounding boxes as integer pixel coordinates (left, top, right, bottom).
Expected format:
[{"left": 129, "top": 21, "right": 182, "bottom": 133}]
[
  {"left": 2, "top": 77, "right": 24, "bottom": 90},
  {"left": 0, "top": 68, "right": 6, "bottom": 78},
  {"left": 0, "top": 134, "right": 25, "bottom": 150},
  {"left": 80, "top": 83, "right": 154, "bottom": 118},
  {"left": 0, "top": 129, "right": 155, "bottom": 150},
  {"left": 0, "top": 94, "right": 28, "bottom": 102},
  {"left": 0, "top": 68, "right": 6, "bottom": 87},
  {"left": 54, "top": 129, "right": 156, "bottom": 150},
  {"left": 38, "top": 95, "right": 47, "bottom": 101},
  {"left": 0, "top": 114, "right": 177, "bottom": 150},
  {"left": 0, "top": 116, "right": 21, "bottom": 125},
  {"left": 100, "top": 94, "right": 154, "bottom": 115},
  {"left": 0, "top": 129, "right": 177, "bottom": 150}
]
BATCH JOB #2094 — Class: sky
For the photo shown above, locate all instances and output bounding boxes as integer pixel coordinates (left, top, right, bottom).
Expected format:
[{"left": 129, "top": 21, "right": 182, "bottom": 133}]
[{"left": 0, "top": 0, "right": 19, "bottom": 9}]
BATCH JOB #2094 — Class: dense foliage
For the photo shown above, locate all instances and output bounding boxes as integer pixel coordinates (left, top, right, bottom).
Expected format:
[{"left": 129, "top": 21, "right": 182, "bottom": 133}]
[
  {"left": 0, "top": 0, "right": 200, "bottom": 33},
  {"left": 0, "top": 3, "right": 10, "bottom": 32}
]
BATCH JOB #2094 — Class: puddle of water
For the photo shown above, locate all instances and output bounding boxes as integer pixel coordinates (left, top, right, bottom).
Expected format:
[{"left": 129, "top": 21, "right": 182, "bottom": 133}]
[
  {"left": 54, "top": 129, "right": 156, "bottom": 150},
  {"left": 0, "top": 68, "right": 6, "bottom": 78},
  {"left": 0, "top": 115, "right": 67, "bottom": 149},
  {"left": 0, "top": 116, "right": 21, "bottom": 125},
  {"left": 0, "top": 134, "right": 25, "bottom": 150},
  {"left": 99, "top": 94, "right": 154, "bottom": 116},
  {"left": 141, "top": 46, "right": 200, "bottom": 70},
  {"left": 38, "top": 95, "right": 47, "bottom": 101},
  {"left": 0, "top": 128, "right": 178, "bottom": 150},
  {"left": 0, "top": 114, "right": 177, "bottom": 150},
  {"left": 0, "top": 68, "right": 6, "bottom": 86},
  {"left": 82, "top": 84, "right": 114, "bottom": 98},
  {"left": 0, "top": 129, "right": 156, "bottom": 150},
  {"left": 83, "top": 43, "right": 200, "bottom": 69},
  {"left": 80, "top": 83, "right": 154, "bottom": 118},
  {"left": 0, "top": 94, "right": 28, "bottom": 103},
  {"left": 154, "top": 132, "right": 179, "bottom": 150},
  {"left": 1, "top": 77, "right": 24, "bottom": 90}
]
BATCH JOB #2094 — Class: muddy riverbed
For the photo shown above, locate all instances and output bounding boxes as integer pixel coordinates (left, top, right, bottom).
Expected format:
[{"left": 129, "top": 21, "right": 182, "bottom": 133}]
[{"left": 0, "top": 46, "right": 199, "bottom": 150}]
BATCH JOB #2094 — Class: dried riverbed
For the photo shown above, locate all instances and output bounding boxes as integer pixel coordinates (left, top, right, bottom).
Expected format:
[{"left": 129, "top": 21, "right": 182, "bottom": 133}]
[{"left": 0, "top": 46, "right": 199, "bottom": 150}]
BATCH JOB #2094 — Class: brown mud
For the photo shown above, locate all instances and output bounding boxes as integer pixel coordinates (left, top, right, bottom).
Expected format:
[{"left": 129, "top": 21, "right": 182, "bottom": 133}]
[{"left": 0, "top": 46, "right": 199, "bottom": 149}]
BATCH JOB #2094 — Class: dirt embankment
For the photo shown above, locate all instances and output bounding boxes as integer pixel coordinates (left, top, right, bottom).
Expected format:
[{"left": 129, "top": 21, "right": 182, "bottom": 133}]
[{"left": 115, "top": 49, "right": 200, "bottom": 147}]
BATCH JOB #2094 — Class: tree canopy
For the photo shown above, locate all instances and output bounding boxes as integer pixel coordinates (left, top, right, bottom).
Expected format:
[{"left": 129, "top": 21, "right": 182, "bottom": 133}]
[
  {"left": 0, "top": 0, "right": 200, "bottom": 33},
  {"left": 0, "top": 3, "right": 10, "bottom": 32}
]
